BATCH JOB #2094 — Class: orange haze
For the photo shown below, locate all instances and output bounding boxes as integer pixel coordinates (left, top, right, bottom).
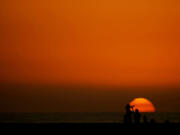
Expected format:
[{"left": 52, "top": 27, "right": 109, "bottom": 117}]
[{"left": 0, "top": 0, "right": 180, "bottom": 87}]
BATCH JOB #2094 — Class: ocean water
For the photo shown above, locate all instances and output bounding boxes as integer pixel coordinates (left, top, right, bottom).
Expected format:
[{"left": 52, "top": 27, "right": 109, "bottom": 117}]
[{"left": 0, "top": 112, "right": 180, "bottom": 123}]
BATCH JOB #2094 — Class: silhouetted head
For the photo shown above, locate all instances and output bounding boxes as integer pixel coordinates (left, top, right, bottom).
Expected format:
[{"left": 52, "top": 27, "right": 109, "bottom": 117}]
[
  {"left": 126, "top": 104, "right": 130, "bottom": 109},
  {"left": 125, "top": 104, "right": 131, "bottom": 111},
  {"left": 135, "top": 109, "right": 139, "bottom": 113}
]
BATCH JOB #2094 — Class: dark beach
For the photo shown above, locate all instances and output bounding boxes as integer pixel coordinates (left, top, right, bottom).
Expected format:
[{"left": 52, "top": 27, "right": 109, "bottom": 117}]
[{"left": 0, "top": 122, "right": 180, "bottom": 134}]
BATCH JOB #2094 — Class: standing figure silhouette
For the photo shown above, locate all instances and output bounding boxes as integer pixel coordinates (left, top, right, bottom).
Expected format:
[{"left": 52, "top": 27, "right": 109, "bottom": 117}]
[
  {"left": 123, "top": 104, "right": 133, "bottom": 124},
  {"left": 134, "top": 109, "right": 141, "bottom": 124},
  {"left": 143, "top": 115, "right": 148, "bottom": 124}
]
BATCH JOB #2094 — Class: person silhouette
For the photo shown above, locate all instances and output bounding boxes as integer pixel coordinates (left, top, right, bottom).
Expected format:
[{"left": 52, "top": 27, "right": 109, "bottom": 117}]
[
  {"left": 150, "top": 118, "right": 155, "bottom": 124},
  {"left": 123, "top": 104, "right": 133, "bottom": 124},
  {"left": 143, "top": 115, "right": 148, "bottom": 124},
  {"left": 134, "top": 109, "right": 141, "bottom": 124}
]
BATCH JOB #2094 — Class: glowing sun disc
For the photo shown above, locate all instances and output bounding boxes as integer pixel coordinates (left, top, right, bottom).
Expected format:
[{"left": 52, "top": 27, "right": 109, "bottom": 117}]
[{"left": 130, "top": 98, "right": 156, "bottom": 112}]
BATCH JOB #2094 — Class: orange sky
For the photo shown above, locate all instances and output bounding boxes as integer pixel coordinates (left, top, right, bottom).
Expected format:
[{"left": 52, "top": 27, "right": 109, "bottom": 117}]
[{"left": 0, "top": 0, "right": 180, "bottom": 87}]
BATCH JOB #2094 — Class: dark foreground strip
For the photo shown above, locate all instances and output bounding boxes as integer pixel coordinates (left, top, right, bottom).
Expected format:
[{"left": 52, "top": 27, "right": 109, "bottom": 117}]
[{"left": 0, "top": 123, "right": 179, "bottom": 133}]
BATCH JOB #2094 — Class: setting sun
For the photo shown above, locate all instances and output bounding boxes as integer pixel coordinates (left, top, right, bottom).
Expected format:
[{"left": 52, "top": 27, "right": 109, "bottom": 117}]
[
  {"left": 130, "top": 98, "right": 156, "bottom": 112},
  {"left": 0, "top": 0, "right": 180, "bottom": 115}
]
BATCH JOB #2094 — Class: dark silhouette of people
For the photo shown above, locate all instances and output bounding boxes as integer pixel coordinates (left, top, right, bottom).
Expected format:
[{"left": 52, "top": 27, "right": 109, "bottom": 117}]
[
  {"left": 123, "top": 104, "right": 143, "bottom": 125},
  {"left": 123, "top": 103, "right": 171, "bottom": 126},
  {"left": 134, "top": 109, "right": 141, "bottom": 124},
  {"left": 143, "top": 115, "right": 148, "bottom": 124},
  {"left": 150, "top": 118, "right": 156, "bottom": 124},
  {"left": 164, "top": 120, "right": 170, "bottom": 124},
  {"left": 123, "top": 104, "right": 134, "bottom": 124}
]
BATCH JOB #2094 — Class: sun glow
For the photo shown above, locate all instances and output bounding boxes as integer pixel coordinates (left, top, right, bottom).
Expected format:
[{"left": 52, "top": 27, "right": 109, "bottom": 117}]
[{"left": 130, "top": 98, "right": 156, "bottom": 112}]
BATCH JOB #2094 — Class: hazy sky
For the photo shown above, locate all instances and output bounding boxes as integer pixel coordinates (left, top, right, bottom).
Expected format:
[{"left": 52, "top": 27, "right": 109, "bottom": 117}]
[
  {"left": 0, "top": 0, "right": 180, "bottom": 112},
  {"left": 0, "top": 0, "right": 179, "bottom": 86}
]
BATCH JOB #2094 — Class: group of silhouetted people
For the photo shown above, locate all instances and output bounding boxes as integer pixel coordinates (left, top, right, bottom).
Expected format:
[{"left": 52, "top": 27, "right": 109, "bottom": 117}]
[
  {"left": 124, "top": 104, "right": 141, "bottom": 124},
  {"left": 123, "top": 104, "right": 174, "bottom": 127},
  {"left": 123, "top": 104, "right": 155, "bottom": 125}
]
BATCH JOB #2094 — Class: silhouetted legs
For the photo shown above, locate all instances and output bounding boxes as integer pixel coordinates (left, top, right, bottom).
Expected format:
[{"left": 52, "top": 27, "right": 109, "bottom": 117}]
[{"left": 134, "top": 109, "right": 141, "bottom": 124}]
